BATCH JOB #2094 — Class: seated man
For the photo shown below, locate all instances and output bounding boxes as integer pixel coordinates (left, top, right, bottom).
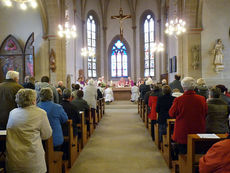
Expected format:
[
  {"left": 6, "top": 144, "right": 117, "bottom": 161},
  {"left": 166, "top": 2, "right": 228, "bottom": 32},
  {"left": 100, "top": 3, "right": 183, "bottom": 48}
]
[
  {"left": 61, "top": 89, "right": 80, "bottom": 136},
  {"left": 206, "top": 87, "right": 229, "bottom": 134},
  {"left": 71, "top": 90, "right": 90, "bottom": 112},
  {"left": 169, "top": 77, "right": 207, "bottom": 154},
  {"left": 38, "top": 87, "right": 68, "bottom": 151},
  {"left": 199, "top": 133, "right": 230, "bottom": 173}
]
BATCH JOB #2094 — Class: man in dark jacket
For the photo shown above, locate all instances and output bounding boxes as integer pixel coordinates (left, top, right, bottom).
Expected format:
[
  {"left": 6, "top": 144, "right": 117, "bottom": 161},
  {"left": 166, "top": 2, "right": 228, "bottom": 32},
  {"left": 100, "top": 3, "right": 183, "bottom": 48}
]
[
  {"left": 60, "top": 89, "right": 80, "bottom": 136},
  {"left": 206, "top": 87, "right": 229, "bottom": 134},
  {"left": 169, "top": 74, "right": 184, "bottom": 93},
  {"left": 156, "top": 85, "right": 175, "bottom": 142},
  {"left": 216, "top": 84, "right": 230, "bottom": 106},
  {"left": 0, "top": 71, "right": 23, "bottom": 129},
  {"left": 71, "top": 90, "right": 90, "bottom": 112}
]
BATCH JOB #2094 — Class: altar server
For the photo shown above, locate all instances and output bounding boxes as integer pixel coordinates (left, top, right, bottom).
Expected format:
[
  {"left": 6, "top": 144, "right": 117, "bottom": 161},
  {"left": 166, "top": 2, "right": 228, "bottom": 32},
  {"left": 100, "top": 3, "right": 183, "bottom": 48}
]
[
  {"left": 131, "top": 82, "right": 139, "bottom": 102},
  {"left": 104, "top": 85, "right": 114, "bottom": 103}
]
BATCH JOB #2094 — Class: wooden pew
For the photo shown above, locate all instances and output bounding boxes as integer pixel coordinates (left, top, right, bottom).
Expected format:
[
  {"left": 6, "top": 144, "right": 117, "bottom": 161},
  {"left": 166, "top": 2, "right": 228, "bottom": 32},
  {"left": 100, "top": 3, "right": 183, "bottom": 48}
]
[
  {"left": 87, "top": 108, "right": 94, "bottom": 136},
  {"left": 0, "top": 130, "right": 63, "bottom": 173},
  {"left": 101, "top": 98, "right": 105, "bottom": 115},
  {"left": 97, "top": 100, "right": 102, "bottom": 122},
  {"left": 178, "top": 134, "right": 228, "bottom": 173},
  {"left": 140, "top": 99, "right": 143, "bottom": 118},
  {"left": 138, "top": 98, "right": 140, "bottom": 114},
  {"left": 91, "top": 108, "right": 98, "bottom": 128},
  {"left": 154, "top": 123, "right": 160, "bottom": 150},
  {"left": 63, "top": 120, "right": 78, "bottom": 168},
  {"left": 162, "top": 119, "right": 175, "bottom": 168},
  {"left": 44, "top": 137, "right": 63, "bottom": 173},
  {"left": 0, "top": 130, "right": 6, "bottom": 169},
  {"left": 77, "top": 111, "right": 87, "bottom": 150},
  {"left": 141, "top": 100, "right": 145, "bottom": 120},
  {"left": 144, "top": 105, "right": 148, "bottom": 128}
]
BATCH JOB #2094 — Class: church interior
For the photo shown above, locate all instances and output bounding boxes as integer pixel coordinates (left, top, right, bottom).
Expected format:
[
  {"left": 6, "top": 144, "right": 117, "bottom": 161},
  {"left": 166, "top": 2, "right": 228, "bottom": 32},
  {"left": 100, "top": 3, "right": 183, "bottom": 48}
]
[{"left": 0, "top": 0, "right": 230, "bottom": 173}]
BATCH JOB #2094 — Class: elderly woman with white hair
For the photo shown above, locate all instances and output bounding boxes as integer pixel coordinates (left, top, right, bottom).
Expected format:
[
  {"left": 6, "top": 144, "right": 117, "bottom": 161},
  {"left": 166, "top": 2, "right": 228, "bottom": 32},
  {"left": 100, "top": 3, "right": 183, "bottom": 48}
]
[
  {"left": 6, "top": 89, "right": 52, "bottom": 173},
  {"left": 83, "top": 79, "right": 97, "bottom": 109},
  {"left": 195, "top": 78, "right": 209, "bottom": 99},
  {"left": 169, "top": 77, "right": 207, "bottom": 154}
]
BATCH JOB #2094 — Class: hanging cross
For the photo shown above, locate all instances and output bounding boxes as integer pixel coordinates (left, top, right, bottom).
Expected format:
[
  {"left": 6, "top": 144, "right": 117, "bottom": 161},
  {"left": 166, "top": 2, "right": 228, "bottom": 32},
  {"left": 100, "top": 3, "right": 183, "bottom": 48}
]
[{"left": 111, "top": 8, "right": 131, "bottom": 41}]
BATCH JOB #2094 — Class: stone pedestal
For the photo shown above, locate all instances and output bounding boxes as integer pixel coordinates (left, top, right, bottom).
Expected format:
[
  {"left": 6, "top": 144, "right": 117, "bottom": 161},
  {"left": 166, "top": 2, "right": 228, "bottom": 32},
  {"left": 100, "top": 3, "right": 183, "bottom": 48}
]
[{"left": 215, "top": 65, "right": 224, "bottom": 73}]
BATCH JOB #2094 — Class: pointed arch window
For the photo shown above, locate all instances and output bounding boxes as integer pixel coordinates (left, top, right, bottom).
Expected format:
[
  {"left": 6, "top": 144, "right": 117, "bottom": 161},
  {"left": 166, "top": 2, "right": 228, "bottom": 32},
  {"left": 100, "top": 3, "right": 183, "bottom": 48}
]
[
  {"left": 111, "top": 40, "right": 128, "bottom": 77},
  {"left": 87, "top": 15, "right": 96, "bottom": 78},
  {"left": 144, "top": 14, "right": 155, "bottom": 77}
]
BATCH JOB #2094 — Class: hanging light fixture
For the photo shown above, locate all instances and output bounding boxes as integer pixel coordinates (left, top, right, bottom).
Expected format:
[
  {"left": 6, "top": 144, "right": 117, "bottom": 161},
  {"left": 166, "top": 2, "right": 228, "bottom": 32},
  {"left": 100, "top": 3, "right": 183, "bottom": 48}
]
[
  {"left": 165, "top": 0, "right": 186, "bottom": 36},
  {"left": 81, "top": 47, "right": 95, "bottom": 57},
  {"left": 151, "top": 42, "right": 164, "bottom": 52},
  {"left": 58, "top": 10, "right": 77, "bottom": 39},
  {"left": 1, "top": 0, "right": 38, "bottom": 10}
]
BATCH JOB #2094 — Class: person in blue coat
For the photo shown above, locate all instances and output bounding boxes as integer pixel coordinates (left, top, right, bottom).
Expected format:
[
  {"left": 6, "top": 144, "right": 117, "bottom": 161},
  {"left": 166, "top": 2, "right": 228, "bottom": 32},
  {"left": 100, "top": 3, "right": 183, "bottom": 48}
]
[{"left": 38, "top": 87, "right": 68, "bottom": 151}]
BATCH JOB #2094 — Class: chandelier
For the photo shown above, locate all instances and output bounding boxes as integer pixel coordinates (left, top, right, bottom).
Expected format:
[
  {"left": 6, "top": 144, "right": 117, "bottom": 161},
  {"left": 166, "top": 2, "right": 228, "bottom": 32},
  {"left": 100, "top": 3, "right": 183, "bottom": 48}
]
[
  {"left": 151, "top": 42, "right": 164, "bottom": 52},
  {"left": 81, "top": 47, "right": 95, "bottom": 57},
  {"left": 165, "top": 18, "right": 186, "bottom": 36},
  {"left": 2, "top": 0, "right": 37, "bottom": 10},
  {"left": 165, "top": 0, "right": 186, "bottom": 36},
  {"left": 58, "top": 10, "right": 77, "bottom": 39}
]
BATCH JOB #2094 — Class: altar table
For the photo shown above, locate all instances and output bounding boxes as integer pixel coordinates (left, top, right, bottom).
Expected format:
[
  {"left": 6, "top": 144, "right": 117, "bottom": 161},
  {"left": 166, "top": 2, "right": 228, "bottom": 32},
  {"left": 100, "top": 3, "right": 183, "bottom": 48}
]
[{"left": 113, "top": 87, "right": 131, "bottom": 100}]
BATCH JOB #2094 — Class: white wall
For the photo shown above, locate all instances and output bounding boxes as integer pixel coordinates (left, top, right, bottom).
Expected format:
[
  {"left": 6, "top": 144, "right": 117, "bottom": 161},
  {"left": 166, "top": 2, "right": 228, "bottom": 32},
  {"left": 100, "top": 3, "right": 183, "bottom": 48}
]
[
  {"left": 201, "top": 0, "right": 230, "bottom": 88},
  {"left": 0, "top": 4, "right": 46, "bottom": 81}
]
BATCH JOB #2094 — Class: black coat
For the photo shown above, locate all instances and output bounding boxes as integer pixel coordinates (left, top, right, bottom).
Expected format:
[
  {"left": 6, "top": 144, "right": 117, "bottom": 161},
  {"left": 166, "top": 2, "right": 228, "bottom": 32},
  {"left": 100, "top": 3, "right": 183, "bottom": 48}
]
[
  {"left": 61, "top": 100, "right": 80, "bottom": 136},
  {"left": 156, "top": 94, "right": 175, "bottom": 124}
]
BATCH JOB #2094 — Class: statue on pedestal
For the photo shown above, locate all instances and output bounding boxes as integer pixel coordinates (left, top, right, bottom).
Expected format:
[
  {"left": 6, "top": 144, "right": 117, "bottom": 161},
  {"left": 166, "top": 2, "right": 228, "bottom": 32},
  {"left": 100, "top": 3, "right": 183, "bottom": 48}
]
[{"left": 211, "top": 39, "right": 224, "bottom": 73}]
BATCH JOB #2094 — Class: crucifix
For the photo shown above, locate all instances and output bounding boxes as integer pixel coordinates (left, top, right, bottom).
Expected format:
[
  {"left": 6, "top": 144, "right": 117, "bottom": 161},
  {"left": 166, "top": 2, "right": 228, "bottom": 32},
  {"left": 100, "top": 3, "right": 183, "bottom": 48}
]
[{"left": 111, "top": 2, "right": 131, "bottom": 41}]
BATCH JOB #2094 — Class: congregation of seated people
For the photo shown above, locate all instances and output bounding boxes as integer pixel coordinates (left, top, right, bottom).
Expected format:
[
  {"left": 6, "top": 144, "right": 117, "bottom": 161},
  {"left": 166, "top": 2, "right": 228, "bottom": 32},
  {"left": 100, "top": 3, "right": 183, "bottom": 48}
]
[
  {"left": 0, "top": 70, "right": 107, "bottom": 172},
  {"left": 1, "top": 70, "right": 230, "bottom": 172},
  {"left": 138, "top": 74, "right": 230, "bottom": 172}
]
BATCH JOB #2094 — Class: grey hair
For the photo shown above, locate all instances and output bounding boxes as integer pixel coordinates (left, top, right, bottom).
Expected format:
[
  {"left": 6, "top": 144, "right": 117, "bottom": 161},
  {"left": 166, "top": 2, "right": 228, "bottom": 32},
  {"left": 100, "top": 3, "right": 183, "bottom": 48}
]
[
  {"left": 88, "top": 79, "right": 95, "bottom": 86},
  {"left": 15, "top": 89, "right": 36, "bottom": 108},
  {"left": 181, "top": 77, "right": 196, "bottom": 91},
  {"left": 63, "top": 89, "right": 71, "bottom": 99},
  {"left": 197, "top": 78, "right": 206, "bottom": 86},
  {"left": 6, "top": 71, "right": 19, "bottom": 80},
  {"left": 40, "top": 87, "right": 53, "bottom": 102}
]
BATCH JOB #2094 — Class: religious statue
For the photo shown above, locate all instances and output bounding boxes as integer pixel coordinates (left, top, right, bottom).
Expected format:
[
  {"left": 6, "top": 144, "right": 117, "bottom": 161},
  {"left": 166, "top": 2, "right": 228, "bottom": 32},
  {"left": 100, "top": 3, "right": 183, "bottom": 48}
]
[
  {"left": 49, "top": 49, "right": 56, "bottom": 72},
  {"left": 111, "top": 8, "right": 131, "bottom": 41},
  {"left": 211, "top": 39, "right": 224, "bottom": 73},
  {"left": 212, "top": 39, "right": 224, "bottom": 65},
  {"left": 191, "top": 45, "right": 200, "bottom": 70}
]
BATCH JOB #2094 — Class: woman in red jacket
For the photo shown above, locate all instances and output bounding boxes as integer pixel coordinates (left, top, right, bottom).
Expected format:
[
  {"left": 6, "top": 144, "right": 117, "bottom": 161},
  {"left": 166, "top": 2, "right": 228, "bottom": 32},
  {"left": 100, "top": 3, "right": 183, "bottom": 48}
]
[{"left": 169, "top": 77, "right": 207, "bottom": 154}]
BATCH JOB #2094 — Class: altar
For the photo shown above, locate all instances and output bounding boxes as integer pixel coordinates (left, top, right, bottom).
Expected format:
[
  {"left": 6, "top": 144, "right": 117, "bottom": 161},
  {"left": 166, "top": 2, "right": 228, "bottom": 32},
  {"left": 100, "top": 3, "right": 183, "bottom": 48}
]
[{"left": 113, "top": 87, "right": 131, "bottom": 100}]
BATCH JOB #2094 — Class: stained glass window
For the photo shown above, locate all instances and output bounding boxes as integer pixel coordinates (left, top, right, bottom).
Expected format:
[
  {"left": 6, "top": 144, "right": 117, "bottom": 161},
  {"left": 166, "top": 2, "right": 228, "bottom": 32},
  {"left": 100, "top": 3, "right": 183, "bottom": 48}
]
[
  {"left": 144, "top": 14, "right": 155, "bottom": 77},
  {"left": 111, "top": 40, "right": 128, "bottom": 77},
  {"left": 87, "top": 15, "right": 96, "bottom": 78}
]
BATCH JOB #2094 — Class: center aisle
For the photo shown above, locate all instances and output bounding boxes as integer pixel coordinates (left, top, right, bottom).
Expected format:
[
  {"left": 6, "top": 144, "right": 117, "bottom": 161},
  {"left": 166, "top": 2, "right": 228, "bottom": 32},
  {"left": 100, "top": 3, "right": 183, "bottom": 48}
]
[{"left": 70, "top": 101, "right": 170, "bottom": 173}]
